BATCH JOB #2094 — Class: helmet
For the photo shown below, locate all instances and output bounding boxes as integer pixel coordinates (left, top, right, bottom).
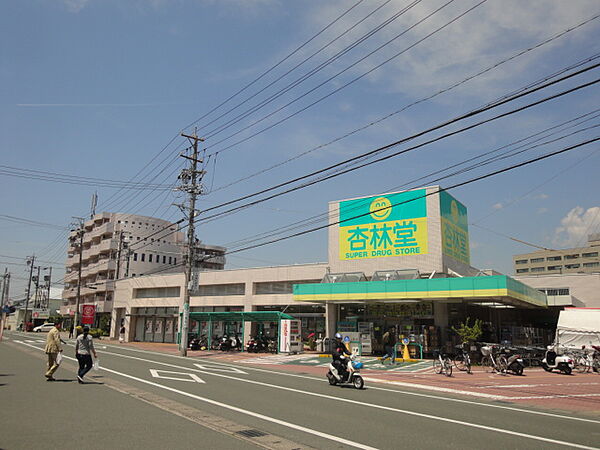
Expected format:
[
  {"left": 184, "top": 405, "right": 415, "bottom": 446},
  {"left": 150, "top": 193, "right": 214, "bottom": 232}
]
[{"left": 334, "top": 332, "right": 342, "bottom": 340}]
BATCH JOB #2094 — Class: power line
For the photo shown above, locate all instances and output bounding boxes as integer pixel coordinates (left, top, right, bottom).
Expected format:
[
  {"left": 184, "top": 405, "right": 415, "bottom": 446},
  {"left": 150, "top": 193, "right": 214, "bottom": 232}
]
[
  {"left": 211, "top": 12, "right": 600, "bottom": 193},
  {"left": 205, "top": 0, "right": 476, "bottom": 151},
  {"left": 197, "top": 64, "right": 600, "bottom": 222},
  {"left": 0, "top": 215, "right": 69, "bottom": 231},
  {"left": 222, "top": 137, "right": 598, "bottom": 257},
  {"left": 182, "top": 0, "right": 369, "bottom": 131},
  {"left": 0, "top": 165, "right": 173, "bottom": 190},
  {"left": 199, "top": 0, "right": 421, "bottom": 137}
]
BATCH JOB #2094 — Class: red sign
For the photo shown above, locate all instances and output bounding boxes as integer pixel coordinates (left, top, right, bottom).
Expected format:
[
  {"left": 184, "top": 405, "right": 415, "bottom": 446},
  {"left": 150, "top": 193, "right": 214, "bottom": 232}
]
[{"left": 81, "top": 305, "right": 96, "bottom": 325}]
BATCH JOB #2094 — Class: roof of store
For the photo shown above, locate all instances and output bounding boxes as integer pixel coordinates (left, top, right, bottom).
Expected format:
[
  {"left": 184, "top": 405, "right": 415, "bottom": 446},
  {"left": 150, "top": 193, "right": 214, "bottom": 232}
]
[{"left": 293, "top": 275, "right": 546, "bottom": 308}]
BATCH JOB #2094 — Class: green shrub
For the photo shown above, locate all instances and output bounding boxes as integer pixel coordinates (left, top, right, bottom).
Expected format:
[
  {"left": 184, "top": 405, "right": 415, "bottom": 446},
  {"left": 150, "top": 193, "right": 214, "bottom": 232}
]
[{"left": 88, "top": 328, "right": 103, "bottom": 339}]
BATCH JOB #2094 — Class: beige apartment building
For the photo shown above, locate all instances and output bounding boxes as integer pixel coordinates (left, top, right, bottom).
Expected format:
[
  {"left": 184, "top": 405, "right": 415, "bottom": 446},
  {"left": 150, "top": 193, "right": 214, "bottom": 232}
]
[
  {"left": 513, "top": 233, "right": 600, "bottom": 276},
  {"left": 62, "top": 212, "right": 225, "bottom": 326}
]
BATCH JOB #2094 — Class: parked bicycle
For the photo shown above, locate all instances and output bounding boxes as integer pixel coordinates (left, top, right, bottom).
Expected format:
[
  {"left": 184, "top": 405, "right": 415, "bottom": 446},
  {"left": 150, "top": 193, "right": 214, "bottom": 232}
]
[
  {"left": 452, "top": 343, "right": 472, "bottom": 374},
  {"left": 433, "top": 349, "right": 453, "bottom": 377},
  {"left": 480, "top": 344, "right": 507, "bottom": 374}
]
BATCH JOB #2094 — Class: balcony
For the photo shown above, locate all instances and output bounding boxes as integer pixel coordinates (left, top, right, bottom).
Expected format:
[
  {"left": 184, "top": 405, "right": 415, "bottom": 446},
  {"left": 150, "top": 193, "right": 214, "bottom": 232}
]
[
  {"left": 96, "top": 238, "right": 118, "bottom": 254},
  {"left": 89, "top": 222, "right": 115, "bottom": 240}
]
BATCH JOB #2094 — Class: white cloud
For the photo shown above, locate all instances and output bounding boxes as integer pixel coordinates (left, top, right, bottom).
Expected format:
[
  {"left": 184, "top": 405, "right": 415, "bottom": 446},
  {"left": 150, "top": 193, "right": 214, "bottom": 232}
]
[
  {"left": 492, "top": 202, "right": 503, "bottom": 210},
  {"left": 532, "top": 193, "right": 549, "bottom": 200},
  {"left": 537, "top": 207, "right": 548, "bottom": 214},
  {"left": 306, "top": 0, "right": 599, "bottom": 99},
  {"left": 62, "top": 0, "right": 90, "bottom": 13},
  {"left": 553, "top": 206, "right": 600, "bottom": 247}
]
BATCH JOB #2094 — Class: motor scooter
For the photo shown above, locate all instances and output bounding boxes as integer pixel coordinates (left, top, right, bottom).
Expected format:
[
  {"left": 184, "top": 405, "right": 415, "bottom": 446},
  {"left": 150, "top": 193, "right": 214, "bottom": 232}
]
[
  {"left": 219, "top": 335, "right": 232, "bottom": 351},
  {"left": 326, "top": 353, "right": 365, "bottom": 389},
  {"left": 542, "top": 345, "right": 574, "bottom": 375},
  {"left": 502, "top": 347, "right": 525, "bottom": 376}
]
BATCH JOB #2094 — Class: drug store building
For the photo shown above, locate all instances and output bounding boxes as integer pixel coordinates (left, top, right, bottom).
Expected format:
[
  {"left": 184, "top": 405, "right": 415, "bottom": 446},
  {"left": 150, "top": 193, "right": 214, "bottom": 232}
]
[{"left": 111, "top": 186, "right": 549, "bottom": 354}]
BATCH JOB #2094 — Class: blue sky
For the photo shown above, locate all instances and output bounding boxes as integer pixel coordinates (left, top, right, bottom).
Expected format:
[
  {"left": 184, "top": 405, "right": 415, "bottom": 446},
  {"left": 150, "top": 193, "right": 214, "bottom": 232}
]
[{"left": 1, "top": 0, "right": 599, "bottom": 298}]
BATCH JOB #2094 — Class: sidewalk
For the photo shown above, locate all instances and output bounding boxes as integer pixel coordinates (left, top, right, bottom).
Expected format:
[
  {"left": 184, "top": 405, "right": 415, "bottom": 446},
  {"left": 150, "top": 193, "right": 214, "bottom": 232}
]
[{"left": 109, "top": 339, "right": 600, "bottom": 415}]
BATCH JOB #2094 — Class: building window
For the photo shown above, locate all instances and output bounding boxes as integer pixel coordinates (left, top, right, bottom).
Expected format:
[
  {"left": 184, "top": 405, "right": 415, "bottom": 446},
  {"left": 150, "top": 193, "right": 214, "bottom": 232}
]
[
  {"left": 197, "top": 283, "right": 245, "bottom": 296},
  {"left": 540, "top": 288, "right": 570, "bottom": 296},
  {"left": 134, "top": 287, "right": 181, "bottom": 298},
  {"left": 516, "top": 268, "right": 529, "bottom": 273},
  {"left": 531, "top": 267, "right": 544, "bottom": 272},
  {"left": 565, "top": 264, "right": 580, "bottom": 269},
  {"left": 163, "top": 255, "right": 166, "bottom": 264},
  {"left": 133, "top": 253, "right": 138, "bottom": 261},
  {"left": 547, "top": 256, "right": 562, "bottom": 261},
  {"left": 174, "top": 258, "right": 177, "bottom": 265},
  {"left": 530, "top": 258, "right": 544, "bottom": 263},
  {"left": 254, "top": 280, "right": 321, "bottom": 294},
  {"left": 583, "top": 262, "right": 599, "bottom": 268},
  {"left": 149, "top": 254, "right": 153, "bottom": 263},
  {"left": 515, "top": 259, "right": 528, "bottom": 264},
  {"left": 582, "top": 252, "right": 598, "bottom": 258},
  {"left": 547, "top": 265, "right": 562, "bottom": 271},
  {"left": 141, "top": 253, "right": 145, "bottom": 262},
  {"left": 564, "top": 254, "right": 579, "bottom": 260}
]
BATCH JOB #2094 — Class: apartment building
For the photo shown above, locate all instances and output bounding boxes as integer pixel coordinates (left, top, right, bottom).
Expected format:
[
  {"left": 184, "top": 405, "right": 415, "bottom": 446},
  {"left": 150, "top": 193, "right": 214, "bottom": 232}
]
[
  {"left": 513, "top": 233, "right": 600, "bottom": 276},
  {"left": 61, "top": 212, "right": 225, "bottom": 325}
]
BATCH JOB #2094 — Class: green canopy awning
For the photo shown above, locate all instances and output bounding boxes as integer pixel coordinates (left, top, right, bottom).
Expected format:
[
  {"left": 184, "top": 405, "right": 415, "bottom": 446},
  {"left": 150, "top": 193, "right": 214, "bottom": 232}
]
[{"left": 187, "top": 311, "right": 295, "bottom": 322}]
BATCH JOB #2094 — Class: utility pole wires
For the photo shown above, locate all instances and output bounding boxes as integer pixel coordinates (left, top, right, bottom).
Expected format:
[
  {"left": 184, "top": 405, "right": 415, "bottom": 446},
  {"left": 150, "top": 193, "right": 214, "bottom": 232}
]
[{"left": 176, "top": 131, "right": 205, "bottom": 357}]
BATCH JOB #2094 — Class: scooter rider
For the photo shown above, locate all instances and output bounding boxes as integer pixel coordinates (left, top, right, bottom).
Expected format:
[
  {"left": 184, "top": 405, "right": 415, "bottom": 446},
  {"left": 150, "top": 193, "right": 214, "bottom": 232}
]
[{"left": 331, "top": 332, "right": 352, "bottom": 380}]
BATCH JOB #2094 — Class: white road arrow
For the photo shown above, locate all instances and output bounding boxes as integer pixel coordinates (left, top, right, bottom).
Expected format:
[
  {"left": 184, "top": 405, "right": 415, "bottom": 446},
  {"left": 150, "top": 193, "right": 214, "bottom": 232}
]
[{"left": 149, "top": 369, "right": 205, "bottom": 383}]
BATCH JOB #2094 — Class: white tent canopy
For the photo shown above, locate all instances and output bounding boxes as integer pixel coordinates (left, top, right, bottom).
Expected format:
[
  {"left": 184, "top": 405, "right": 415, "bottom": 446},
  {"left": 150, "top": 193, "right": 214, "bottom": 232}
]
[{"left": 556, "top": 308, "right": 600, "bottom": 349}]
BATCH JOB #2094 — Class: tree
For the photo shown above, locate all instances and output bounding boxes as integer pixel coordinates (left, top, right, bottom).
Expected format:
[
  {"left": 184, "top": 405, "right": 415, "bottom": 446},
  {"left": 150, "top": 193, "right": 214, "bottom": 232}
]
[{"left": 452, "top": 317, "right": 483, "bottom": 343}]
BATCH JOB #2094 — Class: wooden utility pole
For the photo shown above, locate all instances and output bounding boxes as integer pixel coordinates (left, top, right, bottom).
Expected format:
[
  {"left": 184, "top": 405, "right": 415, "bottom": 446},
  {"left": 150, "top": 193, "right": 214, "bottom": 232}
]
[{"left": 178, "top": 131, "right": 204, "bottom": 356}]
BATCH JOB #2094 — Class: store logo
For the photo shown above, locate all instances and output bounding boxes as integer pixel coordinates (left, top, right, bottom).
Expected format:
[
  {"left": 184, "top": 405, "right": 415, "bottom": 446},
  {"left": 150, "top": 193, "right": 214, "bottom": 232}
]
[{"left": 369, "top": 197, "right": 392, "bottom": 221}]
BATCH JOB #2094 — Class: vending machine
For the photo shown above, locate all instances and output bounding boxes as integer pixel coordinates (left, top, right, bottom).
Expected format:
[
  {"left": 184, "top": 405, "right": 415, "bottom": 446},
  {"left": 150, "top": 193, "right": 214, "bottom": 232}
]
[{"left": 279, "top": 319, "right": 303, "bottom": 354}]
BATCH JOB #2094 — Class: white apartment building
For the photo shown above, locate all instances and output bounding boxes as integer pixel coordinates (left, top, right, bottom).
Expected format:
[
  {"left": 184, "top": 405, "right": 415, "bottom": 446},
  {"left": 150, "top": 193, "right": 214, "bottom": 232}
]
[{"left": 61, "top": 212, "right": 225, "bottom": 325}]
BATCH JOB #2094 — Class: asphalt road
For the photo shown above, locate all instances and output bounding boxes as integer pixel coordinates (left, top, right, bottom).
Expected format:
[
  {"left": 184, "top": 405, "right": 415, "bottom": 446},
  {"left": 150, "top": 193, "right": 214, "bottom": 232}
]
[{"left": 2, "top": 331, "right": 600, "bottom": 450}]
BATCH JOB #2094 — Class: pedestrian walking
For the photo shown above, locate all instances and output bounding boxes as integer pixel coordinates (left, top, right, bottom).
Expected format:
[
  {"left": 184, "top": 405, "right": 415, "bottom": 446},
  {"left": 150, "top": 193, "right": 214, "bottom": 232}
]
[
  {"left": 75, "top": 326, "right": 97, "bottom": 383},
  {"left": 44, "top": 321, "right": 64, "bottom": 381},
  {"left": 380, "top": 327, "right": 397, "bottom": 365},
  {"left": 68, "top": 324, "right": 74, "bottom": 339},
  {"left": 119, "top": 325, "right": 126, "bottom": 343}
]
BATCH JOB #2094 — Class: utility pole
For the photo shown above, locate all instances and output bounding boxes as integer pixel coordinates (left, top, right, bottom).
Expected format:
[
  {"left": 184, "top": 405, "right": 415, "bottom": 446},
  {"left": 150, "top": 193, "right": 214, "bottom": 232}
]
[
  {"left": 177, "top": 131, "right": 205, "bottom": 357},
  {"left": 45, "top": 267, "right": 52, "bottom": 310},
  {"left": 0, "top": 269, "right": 8, "bottom": 341},
  {"left": 115, "top": 230, "right": 124, "bottom": 279},
  {"left": 33, "top": 265, "right": 41, "bottom": 309},
  {"left": 72, "top": 217, "right": 85, "bottom": 329},
  {"left": 125, "top": 246, "right": 132, "bottom": 278},
  {"left": 23, "top": 256, "right": 35, "bottom": 331}
]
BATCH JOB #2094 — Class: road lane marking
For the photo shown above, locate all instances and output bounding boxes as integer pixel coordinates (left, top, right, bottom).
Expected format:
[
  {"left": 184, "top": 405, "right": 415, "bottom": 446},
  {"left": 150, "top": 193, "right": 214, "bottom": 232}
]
[
  {"left": 150, "top": 369, "right": 205, "bottom": 383},
  {"left": 59, "top": 344, "right": 600, "bottom": 448},
  {"left": 13, "top": 340, "right": 376, "bottom": 450},
  {"left": 94, "top": 341, "right": 600, "bottom": 425},
  {"left": 193, "top": 363, "right": 247, "bottom": 374}
]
